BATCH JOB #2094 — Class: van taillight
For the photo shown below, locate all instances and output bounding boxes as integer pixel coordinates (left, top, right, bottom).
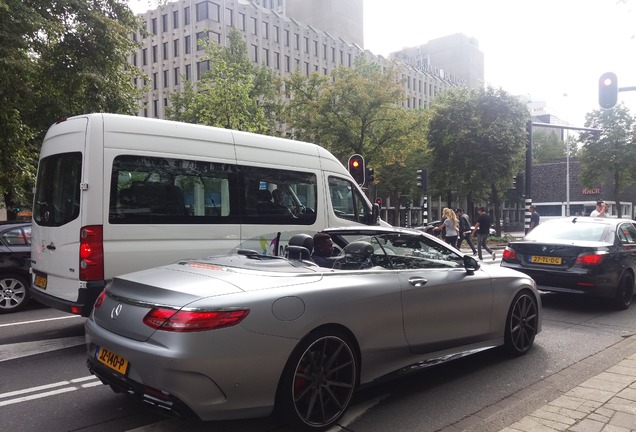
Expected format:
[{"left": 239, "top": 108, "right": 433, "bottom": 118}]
[{"left": 79, "top": 225, "right": 104, "bottom": 281}]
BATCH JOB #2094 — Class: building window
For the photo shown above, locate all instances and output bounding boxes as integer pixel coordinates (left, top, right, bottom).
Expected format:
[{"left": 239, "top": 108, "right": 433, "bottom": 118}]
[
  {"left": 131, "top": 53, "right": 137, "bottom": 66},
  {"left": 161, "top": 13, "right": 168, "bottom": 32},
  {"left": 331, "top": 47, "right": 335, "bottom": 62},
  {"left": 274, "top": 25, "right": 279, "bottom": 43},
  {"left": 284, "top": 29, "right": 289, "bottom": 47},
  {"left": 151, "top": 18, "right": 157, "bottom": 35},
  {"left": 263, "top": 48, "right": 269, "bottom": 66},
  {"left": 304, "top": 37, "right": 308, "bottom": 53},
  {"left": 304, "top": 62, "right": 309, "bottom": 76},
  {"left": 262, "top": 21, "right": 269, "bottom": 39},
  {"left": 196, "top": 1, "right": 220, "bottom": 22},
  {"left": 238, "top": 12, "right": 245, "bottom": 30},
  {"left": 212, "top": 31, "right": 221, "bottom": 44},
  {"left": 197, "top": 60, "right": 210, "bottom": 79},
  {"left": 162, "top": 42, "right": 168, "bottom": 60},
  {"left": 163, "top": 70, "right": 168, "bottom": 88},
  {"left": 250, "top": 17, "right": 257, "bottom": 35},
  {"left": 152, "top": 45, "right": 158, "bottom": 63},
  {"left": 153, "top": 99, "right": 158, "bottom": 117},
  {"left": 313, "top": 40, "right": 318, "bottom": 56},
  {"left": 225, "top": 7, "right": 233, "bottom": 26},
  {"left": 185, "top": 64, "right": 191, "bottom": 81},
  {"left": 174, "top": 67, "right": 180, "bottom": 85},
  {"left": 294, "top": 33, "right": 299, "bottom": 50},
  {"left": 184, "top": 35, "right": 191, "bottom": 54},
  {"left": 152, "top": 72, "right": 158, "bottom": 90},
  {"left": 173, "top": 39, "right": 179, "bottom": 56},
  {"left": 322, "top": 44, "right": 327, "bottom": 59},
  {"left": 164, "top": 97, "right": 168, "bottom": 107},
  {"left": 196, "top": 31, "right": 208, "bottom": 50},
  {"left": 284, "top": 55, "right": 290, "bottom": 72},
  {"left": 173, "top": 10, "right": 179, "bottom": 29},
  {"left": 274, "top": 52, "right": 280, "bottom": 69},
  {"left": 184, "top": 6, "right": 190, "bottom": 25},
  {"left": 250, "top": 44, "right": 258, "bottom": 62}
]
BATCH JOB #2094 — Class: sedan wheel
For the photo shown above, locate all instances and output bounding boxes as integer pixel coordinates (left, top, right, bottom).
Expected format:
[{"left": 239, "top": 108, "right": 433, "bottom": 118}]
[
  {"left": 278, "top": 330, "right": 357, "bottom": 431},
  {"left": 0, "top": 273, "right": 30, "bottom": 313},
  {"left": 614, "top": 272, "right": 634, "bottom": 310},
  {"left": 504, "top": 291, "right": 538, "bottom": 356}
]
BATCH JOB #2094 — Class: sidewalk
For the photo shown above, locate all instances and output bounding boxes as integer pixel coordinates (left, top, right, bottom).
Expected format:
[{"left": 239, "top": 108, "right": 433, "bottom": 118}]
[{"left": 453, "top": 335, "right": 636, "bottom": 432}]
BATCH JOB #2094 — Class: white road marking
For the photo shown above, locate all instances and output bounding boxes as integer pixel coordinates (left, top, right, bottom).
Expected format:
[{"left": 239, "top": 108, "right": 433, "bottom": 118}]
[
  {"left": 0, "top": 375, "right": 100, "bottom": 407},
  {"left": 0, "top": 315, "right": 82, "bottom": 328},
  {"left": 0, "top": 335, "right": 86, "bottom": 362}
]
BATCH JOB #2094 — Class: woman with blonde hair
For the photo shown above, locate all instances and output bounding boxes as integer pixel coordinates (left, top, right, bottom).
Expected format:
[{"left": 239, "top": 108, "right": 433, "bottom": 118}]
[{"left": 435, "top": 207, "right": 459, "bottom": 246}]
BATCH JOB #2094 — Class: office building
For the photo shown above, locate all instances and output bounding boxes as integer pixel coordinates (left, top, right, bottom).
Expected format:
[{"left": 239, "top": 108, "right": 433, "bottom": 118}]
[{"left": 131, "top": 0, "right": 482, "bottom": 119}]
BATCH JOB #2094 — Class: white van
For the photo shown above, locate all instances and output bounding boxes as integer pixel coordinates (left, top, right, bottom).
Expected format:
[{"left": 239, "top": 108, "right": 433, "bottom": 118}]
[{"left": 30, "top": 113, "right": 381, "bottom": 316}]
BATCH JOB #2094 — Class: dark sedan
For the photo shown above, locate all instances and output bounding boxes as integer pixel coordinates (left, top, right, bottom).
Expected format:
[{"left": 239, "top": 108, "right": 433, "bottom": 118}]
[
  {"left": 0, "top": 221, "right": 32, "bottom": 313},
  {"left": 501, "top": 217, "right": 636, "bottom": 309}
]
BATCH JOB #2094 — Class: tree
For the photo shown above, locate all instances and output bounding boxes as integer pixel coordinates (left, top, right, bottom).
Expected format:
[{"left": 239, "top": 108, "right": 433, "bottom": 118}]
[
  {"left": 578, "top": 104, "right": 636, "bottom": 217},
  {"left": 166, "top": 28, "right": 281, "bottom": 134},
  {"left": 532, "top": 129, "right": 567, "bottom": 163},
  {"left": 426, "top": 86, "right": 529, "bottom": 232},
  {"left": 284, "top": 56, "right": 428, "bottom": 224},
  {"left": 1, "top": 0, "right": 144, "bottom": 219}
]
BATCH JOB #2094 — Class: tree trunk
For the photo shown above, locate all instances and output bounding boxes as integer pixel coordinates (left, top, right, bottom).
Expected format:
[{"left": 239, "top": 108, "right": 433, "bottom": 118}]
[{"left": 491, "top": 183, "right": 501, "bottom": 236}]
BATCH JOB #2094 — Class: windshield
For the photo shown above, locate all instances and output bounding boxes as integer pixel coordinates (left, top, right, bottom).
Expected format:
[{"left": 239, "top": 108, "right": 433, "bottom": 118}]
[{"left": 525, "top": 219, "right": 611, "bottom": 242}]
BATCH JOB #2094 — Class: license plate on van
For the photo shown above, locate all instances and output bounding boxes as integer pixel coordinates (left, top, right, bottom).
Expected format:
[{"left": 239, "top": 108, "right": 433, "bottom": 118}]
[
  {"left": 34, "top": 273, "right": 47, "bottom": 289},
  {"left": 95, "top": 346, "right": 129, "bottom": 375}
]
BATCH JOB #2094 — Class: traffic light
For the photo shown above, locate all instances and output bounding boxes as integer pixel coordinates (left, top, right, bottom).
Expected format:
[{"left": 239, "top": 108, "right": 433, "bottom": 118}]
[
  {"left": 416, "top": 169, "right": 428, "bottom": 190},
  {"left": 348, "top": 154, "right": 365, "bottom": 186},
  {"left": 366, "top": 167, "right": 375, "bottom": 184},
  {"left": 599, "top": 72, "right": 618, "bottom": 109},
  {"left": 375, "top": 197, "right": 382, "bottom": 209}
]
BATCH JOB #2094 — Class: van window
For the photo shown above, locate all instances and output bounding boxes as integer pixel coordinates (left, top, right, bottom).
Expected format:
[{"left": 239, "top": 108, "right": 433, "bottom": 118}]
[
  {"left": 329, "top": 176, "right": 369, "bottom": 223},
  {"left": 33, "top": 152, "right": 82, "bottom": 227},
  {"left": 109, "top": 155, "right": 317, "bottom": 225}
]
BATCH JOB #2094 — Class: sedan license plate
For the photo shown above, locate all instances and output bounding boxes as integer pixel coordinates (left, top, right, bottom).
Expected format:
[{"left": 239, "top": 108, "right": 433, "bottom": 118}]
[
  {"left": 95, "top": 346, "right": 129, "bottom": 375},
  {"left": 34, "top": 274, "right": 47, "bottom": 289},
  {"left": 530, "top": 255, "right": 562, "bottom": 265}
]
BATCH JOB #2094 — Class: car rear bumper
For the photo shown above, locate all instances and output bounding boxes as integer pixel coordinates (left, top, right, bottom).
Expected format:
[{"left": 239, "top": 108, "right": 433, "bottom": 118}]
[{"left": 30, "top": 281, "right": 106, "bottom": 316}]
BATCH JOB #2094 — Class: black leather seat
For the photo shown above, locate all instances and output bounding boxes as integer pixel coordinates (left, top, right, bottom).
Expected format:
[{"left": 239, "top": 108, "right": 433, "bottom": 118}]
[{"left": 285, "top": 234, "right": 314, "bottom": 261}]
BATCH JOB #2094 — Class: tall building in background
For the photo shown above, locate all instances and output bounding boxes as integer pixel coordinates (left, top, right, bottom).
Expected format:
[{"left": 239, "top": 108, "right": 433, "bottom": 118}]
[{"left": 131, "top": 0, "right": 481, "bottom": 119}]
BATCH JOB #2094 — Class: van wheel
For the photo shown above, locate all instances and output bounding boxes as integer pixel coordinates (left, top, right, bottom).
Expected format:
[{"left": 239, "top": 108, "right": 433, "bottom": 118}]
[
  {"left": 0, "top": 273, "right": 30, "bottom": 313},
  {"left": 277, "top": 329, "right": 357, "bottom": 431}
]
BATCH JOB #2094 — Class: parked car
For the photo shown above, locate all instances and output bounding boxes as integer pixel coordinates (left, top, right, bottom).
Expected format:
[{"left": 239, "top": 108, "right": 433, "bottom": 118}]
[
  {"left": 0, "top": 221, "right": 32, "bottom": 313},
  {"left": 501, "top": 217, "right": 636, "bottom": 309},
  {"left": 86, "top": 226, "right": 541, "bottom": 430}
]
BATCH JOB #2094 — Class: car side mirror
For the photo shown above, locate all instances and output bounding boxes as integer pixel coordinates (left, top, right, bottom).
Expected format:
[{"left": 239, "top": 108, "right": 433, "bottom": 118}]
[{"left": 463, "top": 255, "right": 480, "bottom": 273}]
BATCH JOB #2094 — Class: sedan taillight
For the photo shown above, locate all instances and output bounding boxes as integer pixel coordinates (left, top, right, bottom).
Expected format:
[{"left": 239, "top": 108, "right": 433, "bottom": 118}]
[
  {"left": 575, "top": 253, "right": 605, "bottom": 266},
  {"left": 143, "top": 308, "right": 250, "bottom": 332},
  {"left": 502, "top": 246, "right": 518, "bottom": 261}
]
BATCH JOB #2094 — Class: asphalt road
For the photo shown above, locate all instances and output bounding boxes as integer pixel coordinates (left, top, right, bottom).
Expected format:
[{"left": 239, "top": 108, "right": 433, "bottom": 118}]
[{"left": 1, "top": 290, "right": 635, "bottom": 432}]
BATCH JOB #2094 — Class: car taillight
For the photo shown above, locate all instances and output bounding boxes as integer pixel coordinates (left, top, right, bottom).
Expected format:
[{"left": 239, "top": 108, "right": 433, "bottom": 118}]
[
  {"left": 575, "top": 253, "right": 605, "bottom": 266},
  {"left": 79, "top": 225, "right": 104, "bottom": 281},
  {"left": 502, "top": 247, "right": 518, "bottom": 261},
  {"left": 143, "top": 308, "right": 250, "bottom": 332},
  {"left": 94, "top": 290, "right": 106, "bottom": 309}
]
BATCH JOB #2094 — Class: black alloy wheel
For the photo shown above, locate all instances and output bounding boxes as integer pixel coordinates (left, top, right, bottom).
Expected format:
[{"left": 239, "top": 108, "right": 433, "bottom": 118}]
[
  {"left": 614, "top": 272, "right": 634, "bottom": 310},
  {"left": 504, "top": 291, "right": 539, "bottom": 356},
  {"left": 278, "top": 330, "right": 357, "bottom": 431}
]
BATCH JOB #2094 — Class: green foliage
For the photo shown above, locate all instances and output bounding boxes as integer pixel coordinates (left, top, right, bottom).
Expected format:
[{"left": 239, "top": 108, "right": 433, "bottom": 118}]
[
  {"left": 532, "top": 129, "right": 567, "bottom": 163},
  {"left": 578, "top": 104, "right": 636, "bottom": 217},
  {"left": 1, "top": 0, "right": 144, "bottom": 217},
  {"left": 165, "top": 28, "right": 282, "bottom": 134},
  {"left": 426, "top": 86, "right": 529, "bottom": 227}
]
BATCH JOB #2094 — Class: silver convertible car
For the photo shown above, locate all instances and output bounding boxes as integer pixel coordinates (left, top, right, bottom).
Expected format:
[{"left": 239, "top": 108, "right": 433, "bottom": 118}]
[{"left": 85, "top": 226, "right": 541, "bottom": 431}]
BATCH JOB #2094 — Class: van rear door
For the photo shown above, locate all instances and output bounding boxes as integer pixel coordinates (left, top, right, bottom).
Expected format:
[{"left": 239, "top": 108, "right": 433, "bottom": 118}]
[{"left": 31, "top": 117, "right": 88, "bottom": 309}]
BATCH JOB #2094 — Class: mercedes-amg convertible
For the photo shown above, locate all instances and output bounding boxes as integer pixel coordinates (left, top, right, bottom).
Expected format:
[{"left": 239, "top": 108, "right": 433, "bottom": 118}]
[{"left": 85, "top": 226, "right": 541, "bottom": 431}]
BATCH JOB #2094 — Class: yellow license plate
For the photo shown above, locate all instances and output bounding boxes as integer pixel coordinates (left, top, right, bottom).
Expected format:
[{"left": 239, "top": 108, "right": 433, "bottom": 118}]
[
  {"left": 531, "top": 255, "right": 562, "bottom": 265},
  {"left": 96, "top": 346, "right": 129, "bottom": 375},
  {"left": 34, "top": 274, "right": 47, "bottom": 289}
]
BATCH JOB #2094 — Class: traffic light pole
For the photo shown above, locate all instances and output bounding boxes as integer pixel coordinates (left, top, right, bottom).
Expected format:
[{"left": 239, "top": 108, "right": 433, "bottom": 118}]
[{"left": 525, "top": 121, "right": 601, "bottom": 233}]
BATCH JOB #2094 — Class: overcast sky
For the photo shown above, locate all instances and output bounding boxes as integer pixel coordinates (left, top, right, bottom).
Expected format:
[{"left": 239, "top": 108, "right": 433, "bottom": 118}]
[{"left": 129, "top": 0, "right": 636, "bottom": 126}]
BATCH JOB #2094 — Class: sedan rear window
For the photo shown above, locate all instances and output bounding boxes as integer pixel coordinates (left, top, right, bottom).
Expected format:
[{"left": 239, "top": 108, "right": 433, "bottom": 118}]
[{"left": 525, "top": 220, "right": 609, "bottom": 242}]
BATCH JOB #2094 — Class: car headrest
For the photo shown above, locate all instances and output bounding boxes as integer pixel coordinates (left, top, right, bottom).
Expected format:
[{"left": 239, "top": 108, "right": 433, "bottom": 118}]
[
  {"left": 343, "top": 241, "right": 374, "bottom": 258},
  {"left": 288, "top": 233, "right": 314, "bottom": 252}
]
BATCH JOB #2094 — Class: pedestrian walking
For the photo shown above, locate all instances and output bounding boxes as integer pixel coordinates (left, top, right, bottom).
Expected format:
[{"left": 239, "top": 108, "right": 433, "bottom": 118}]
[
  {"left": 434, "top": 208, "right": 459, "bottom": 246},
  {"left": 529, "top": 205, "right": 540, "bottom": 231},
  {"left": 456, "top": 208, "right": 477, "bottom": 255},
  {"left": 471, "top": 207, "right": 495, "bottom": 261}
]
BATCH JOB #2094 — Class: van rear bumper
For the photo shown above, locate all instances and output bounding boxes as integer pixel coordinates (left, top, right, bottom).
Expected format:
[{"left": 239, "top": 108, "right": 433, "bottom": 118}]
[{"left": 30, "top": 281, "right": 107, "bottom": 317}]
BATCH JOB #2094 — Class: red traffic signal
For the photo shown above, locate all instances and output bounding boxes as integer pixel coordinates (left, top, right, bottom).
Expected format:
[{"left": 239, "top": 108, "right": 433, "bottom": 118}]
[
  {"left": 375, "top": 198, "right": 382, "bottom": 208},
  {"left": 599, "top": 72, "right": 618, "bottom": 109},
  {"left": 348, "top": 154, "right": 365, "bottom": 186}
]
